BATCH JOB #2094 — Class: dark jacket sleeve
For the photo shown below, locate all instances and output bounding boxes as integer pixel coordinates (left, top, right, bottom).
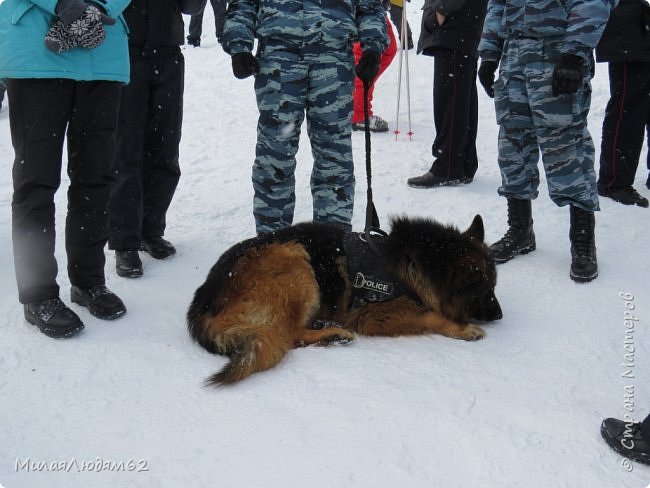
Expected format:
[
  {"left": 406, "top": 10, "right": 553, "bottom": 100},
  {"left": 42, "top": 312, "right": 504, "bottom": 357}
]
[
  {"left": 431, "top": 0, "right": 467, "bottom": 15},
  {"left": 595, "top": 0, "right": 650, "bottom": 62}
]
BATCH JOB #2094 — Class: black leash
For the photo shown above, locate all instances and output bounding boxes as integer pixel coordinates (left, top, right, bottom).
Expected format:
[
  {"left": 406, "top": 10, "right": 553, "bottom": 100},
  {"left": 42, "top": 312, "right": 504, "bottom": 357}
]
[
  {"left": 361, "top": 79, "right": 389, "bottom": 253},
  {"left": 363, "top": 79, "right": 381, "bottom": 233}
]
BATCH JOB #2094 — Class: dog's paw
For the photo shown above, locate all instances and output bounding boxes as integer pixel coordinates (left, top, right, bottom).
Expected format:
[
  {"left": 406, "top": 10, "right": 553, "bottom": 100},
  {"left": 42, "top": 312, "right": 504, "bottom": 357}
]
[
  {"left": 456, "top": 324, "right": 485, "bottom": 341},
  {"left": 317, "top": 331, "right": 355, "bottom": 346},
  {"left": 310, "top": 319, "right": 344, "bottom": 330}
]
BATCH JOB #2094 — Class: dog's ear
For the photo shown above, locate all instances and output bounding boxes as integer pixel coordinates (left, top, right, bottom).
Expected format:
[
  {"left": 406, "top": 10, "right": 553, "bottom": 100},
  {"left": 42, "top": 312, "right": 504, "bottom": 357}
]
[{"left": 465, "top": 215, "right": 485, "bottom": 242}]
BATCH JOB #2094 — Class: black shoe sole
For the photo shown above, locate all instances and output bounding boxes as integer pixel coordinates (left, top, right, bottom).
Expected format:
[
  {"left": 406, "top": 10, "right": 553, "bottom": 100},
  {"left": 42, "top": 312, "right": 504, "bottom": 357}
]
[
  {"left": 491, "top": 242, "right": 536, "bottom": 264},
  {"left": 70, "top": 290, "right": 126, "bottom": 321},
  {"left": 570, "top": 269, "right": 598, "bottom": 283},
  {"left": 407, "top": 177, "right": 473, "bottom": 189},
  {"left": 116, "top": 267, "right": 143, "bottom": 278},
  {"left": 24, "top": 312, "right": 84, "bottom": 338}
]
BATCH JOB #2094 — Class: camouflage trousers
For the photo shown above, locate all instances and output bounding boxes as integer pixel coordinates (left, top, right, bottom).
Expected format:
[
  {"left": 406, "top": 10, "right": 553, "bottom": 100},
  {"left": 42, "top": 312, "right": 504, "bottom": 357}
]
[
  {"left": 252, "top": 48, "right": 355, "bottom": 234},
  {"left": 493, "top": 38, "right": 599, "bottom": 211}
]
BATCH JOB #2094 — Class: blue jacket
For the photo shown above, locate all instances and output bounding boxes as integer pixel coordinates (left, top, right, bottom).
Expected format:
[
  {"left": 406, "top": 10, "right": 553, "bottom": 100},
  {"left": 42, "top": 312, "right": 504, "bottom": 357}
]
[
  {"left": 0, "top": 0, "right": 130, "bottom": 82},
  {"left": 479, "top": 0, "right": 618, "bottom": 63},
  {"left": 222, "top": 0, "right": 388, "bottom": 57}
]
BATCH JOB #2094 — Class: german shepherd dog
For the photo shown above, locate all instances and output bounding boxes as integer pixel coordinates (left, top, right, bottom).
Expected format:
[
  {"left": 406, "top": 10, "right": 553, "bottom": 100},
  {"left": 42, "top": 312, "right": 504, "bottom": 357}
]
[{"left": 187, "top": 215, "right": 502, "bottom": 385}]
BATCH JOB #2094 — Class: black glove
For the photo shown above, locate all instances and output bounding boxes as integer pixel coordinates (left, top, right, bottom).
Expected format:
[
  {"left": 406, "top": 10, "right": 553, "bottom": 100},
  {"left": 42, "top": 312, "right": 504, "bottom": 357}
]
[
  {"left": 478, "top": 61, "right": 498, "bottom": 98},
  {"left": 552, "top": 54, "right": 583, "bottom": 96},
  {"left": 45, "top": 3, "right": 115, "bottom": 53},
  {"left": 231, "top": 52, "right": 258, "bottom": 79},
  {"left": 355, "top": 50, "right": 381, "bottom": 85}
]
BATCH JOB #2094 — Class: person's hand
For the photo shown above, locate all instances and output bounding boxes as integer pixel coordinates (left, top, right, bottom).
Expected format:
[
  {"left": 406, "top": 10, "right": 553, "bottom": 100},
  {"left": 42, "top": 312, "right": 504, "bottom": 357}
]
[
  {"left": 355, "top": 51, "right": 381, "bottom": 85},
  {"left": 55, "top": 0, "right": 114, "bottom": 25},
  {"left": 552, "top": 54, "right": 583, "bottom": 96},
  {"left": 45, "top": 3, "right": 115, "bottom": 53},
  {"left": 231, "top": 52, "right": 259, "bottom": 79},
  {"left": 478, "top": 61, "right": 498, "bottom": 98}
]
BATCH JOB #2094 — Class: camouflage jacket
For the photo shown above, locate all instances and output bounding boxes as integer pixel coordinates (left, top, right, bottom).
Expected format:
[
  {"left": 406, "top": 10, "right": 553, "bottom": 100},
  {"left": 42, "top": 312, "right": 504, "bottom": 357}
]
[
  {"left": 479, "top": 0, "right": 619, "bottom": 63},
  {"left": 222, "top": 0, "right": 388, "bottom": 56}
]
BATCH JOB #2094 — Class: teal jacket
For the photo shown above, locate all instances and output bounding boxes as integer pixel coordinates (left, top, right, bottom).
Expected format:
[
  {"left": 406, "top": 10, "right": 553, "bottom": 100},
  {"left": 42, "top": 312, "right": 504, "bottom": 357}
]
[{"left": 0, "top": 0, "right": 130, "bottom": 82}]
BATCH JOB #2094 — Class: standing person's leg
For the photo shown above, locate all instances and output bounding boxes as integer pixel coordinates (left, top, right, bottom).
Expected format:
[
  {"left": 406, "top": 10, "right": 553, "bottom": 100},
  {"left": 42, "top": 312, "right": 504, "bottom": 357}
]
[
  {"left": 351, "top": 17, "right": 396, "bottom": 131},
  {"left": 9, "top": 79, "right": 70, "bottom": 304},
  {"left": 8, "top": 78, "right": 84, "bottom": 337},
  {"left": 464, "top": 59, "right": 479, "bottom": 180},
  {"left": 187, "top": 8, "right": 205, "bottom": 46},
  {"left": 408, "top": 49, "right": 477, "bottom": 187},
  {"left": 211, "top": 0, "right": 227, "bottom": 42},
  {"left": 645, "top": 124, "right": 650, "bottom": 190},
  {"left": 252, "top": 53, "right": 308, "bottom": 233},
  {"left": 140, "top": 49, "right": 184, "bottom": 257},
  {"left": 598, "top": 61, "right": 649, "bottom": 206},
  {"left": 647, "top": 123, "right": 650, "bottom": 189},
  {"left": 306, "top": 55, "right": 355, "bottom": 229},
  {"left": 66, "top": 80, "right": 121, "bottom": 288},
  {"left": 430, "top": 50, "right": 477, "bottom": 181},
  {"left": 66, "top": 80, "right": 126, "bottom": 320},
  {"left": 109, "top": 55, "right": 149, "bottom": 253},
  {"left": 487, "top": 45, "right": 538, "bottom": 263},
  {"left": 531, "top": 53, "right": 598, "bottom": 281}
]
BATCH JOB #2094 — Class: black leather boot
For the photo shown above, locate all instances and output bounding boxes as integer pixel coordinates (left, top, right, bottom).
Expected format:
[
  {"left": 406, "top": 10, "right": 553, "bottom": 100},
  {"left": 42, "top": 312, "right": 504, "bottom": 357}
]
[
  {"left": 488, "top": 198, "right": 536, "bottom": 263},
  {"left": 142, "top": 236, "right": 176, "bottom": 259},
  {"left": 116, "top": 250, "right": 143, "bottom": 278},
  {"left": 569, "top": 205, "right": 598, "bottom": 282},
  {"left": 24, "top": 298, "right": 84, "bottom": 338},
  {"left": 71, "top": 285, "right": 127, "bottom": 320}
]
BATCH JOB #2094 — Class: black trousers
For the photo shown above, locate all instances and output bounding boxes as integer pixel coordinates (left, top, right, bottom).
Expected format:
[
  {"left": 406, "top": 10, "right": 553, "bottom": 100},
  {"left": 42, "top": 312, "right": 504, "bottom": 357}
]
[
  {"left": 7, "top": 78, "right": 121, "bottom": 304},
  {"left": 598, "top": 61, "right": 650, "bottom": 190},
  {"left": 429, "top": 48, "right": 479, "bottom": 180},
  {"left": 187, "top": 0, "right": 227, "bottom": 41},
  {"left": 108, "top": 48, "right": 184, "bottom": 251}
]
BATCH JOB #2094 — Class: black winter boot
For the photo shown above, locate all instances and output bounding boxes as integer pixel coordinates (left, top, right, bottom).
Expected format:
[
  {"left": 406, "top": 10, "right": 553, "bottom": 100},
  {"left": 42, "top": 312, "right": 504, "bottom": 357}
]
[
  {"left": 71, "top": 285, "right": 127, "bottom": 320},
  {"left": 600, "top": 417, "right": 650, "bottom": 465},
  {"left": 489, "top": 198, "right": 536, "bottom": 263},
  {"left": 116, "top": 250, "right": 143, "bottom": 278},
  {"left": 24, "top": 298, "right": 84, "bottom": 338},
  {"left": 569, "top": 205, "right": 598, "bottom": 282}
]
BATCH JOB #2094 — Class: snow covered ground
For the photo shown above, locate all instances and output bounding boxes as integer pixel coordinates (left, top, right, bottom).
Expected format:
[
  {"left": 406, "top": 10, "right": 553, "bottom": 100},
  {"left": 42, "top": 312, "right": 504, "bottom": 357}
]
[{"left": 0, "top": 5, "right": 649, "bottom": 487}]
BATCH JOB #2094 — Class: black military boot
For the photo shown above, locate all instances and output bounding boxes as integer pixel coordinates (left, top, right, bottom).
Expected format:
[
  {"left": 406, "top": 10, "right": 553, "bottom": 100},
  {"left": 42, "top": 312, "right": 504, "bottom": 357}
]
[
  {"left": 488, "top": 198, "right": 536, "bottom": 263},
  {"left": 569, "top": 205, "right": 598, "bottom": 282}
]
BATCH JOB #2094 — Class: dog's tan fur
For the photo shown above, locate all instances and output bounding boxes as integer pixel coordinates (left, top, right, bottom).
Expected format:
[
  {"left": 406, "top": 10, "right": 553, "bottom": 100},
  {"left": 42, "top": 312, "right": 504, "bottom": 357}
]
[{"left": 188, "top": 217, "right": 501, "bottom": 385}]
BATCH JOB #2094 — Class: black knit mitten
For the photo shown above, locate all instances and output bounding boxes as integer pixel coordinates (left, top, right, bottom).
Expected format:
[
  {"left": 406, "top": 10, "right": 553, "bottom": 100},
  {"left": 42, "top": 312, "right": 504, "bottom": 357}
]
[{"left": 45, "top": 3, "right": 115, "bottom": 53}]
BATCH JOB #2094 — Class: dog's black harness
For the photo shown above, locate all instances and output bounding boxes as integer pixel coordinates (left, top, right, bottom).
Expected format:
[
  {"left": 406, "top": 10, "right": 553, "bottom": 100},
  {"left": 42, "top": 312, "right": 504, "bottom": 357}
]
[{"left": 343, "top": 230, "right": 408, "bottom": 309}]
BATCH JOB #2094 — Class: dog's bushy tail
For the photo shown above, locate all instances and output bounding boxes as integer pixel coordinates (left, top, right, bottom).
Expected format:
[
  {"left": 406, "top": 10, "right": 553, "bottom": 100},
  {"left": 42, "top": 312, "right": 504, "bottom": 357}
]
[{"left": 204, "top": 325, "right": 293, "bottom": 386}]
